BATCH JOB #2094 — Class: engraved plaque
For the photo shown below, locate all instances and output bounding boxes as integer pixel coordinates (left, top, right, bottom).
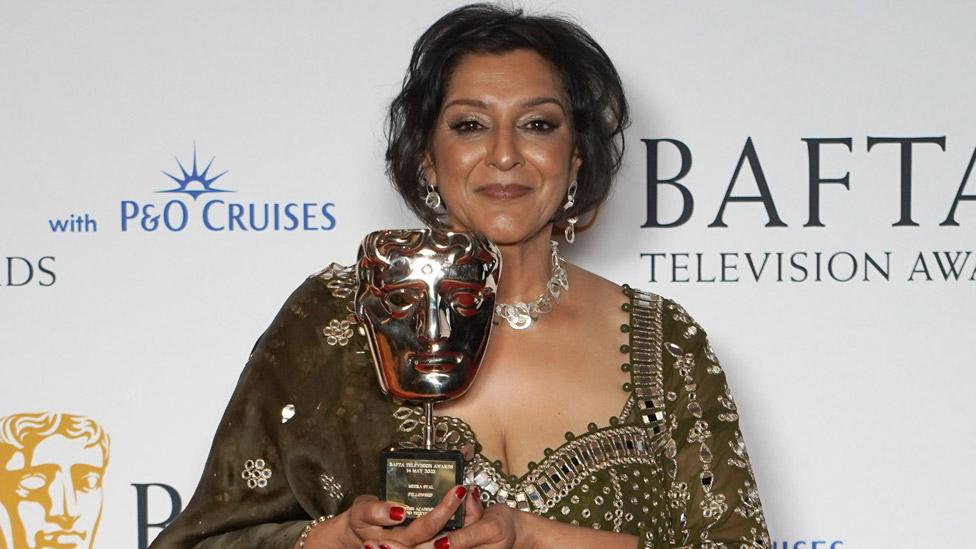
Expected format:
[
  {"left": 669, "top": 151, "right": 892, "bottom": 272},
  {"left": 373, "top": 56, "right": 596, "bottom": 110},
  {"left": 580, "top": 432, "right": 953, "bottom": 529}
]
[{"left": 379, "top": 449, "right": 464, "bottom": 529}]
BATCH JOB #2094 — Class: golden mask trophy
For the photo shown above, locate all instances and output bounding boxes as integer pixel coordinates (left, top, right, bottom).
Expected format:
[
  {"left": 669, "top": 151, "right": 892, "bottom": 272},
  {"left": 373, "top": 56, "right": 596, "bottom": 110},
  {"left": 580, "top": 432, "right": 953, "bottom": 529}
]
[{"left": 354, "top": 229, "right": 501, "bottom": 529}]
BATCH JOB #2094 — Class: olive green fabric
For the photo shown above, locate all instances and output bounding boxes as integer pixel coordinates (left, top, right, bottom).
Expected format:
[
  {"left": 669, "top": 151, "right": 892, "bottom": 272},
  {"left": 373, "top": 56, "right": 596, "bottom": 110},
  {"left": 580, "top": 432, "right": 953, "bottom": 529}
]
[{"left": 150, "top": 266, "right": 770, "bottom": 548}]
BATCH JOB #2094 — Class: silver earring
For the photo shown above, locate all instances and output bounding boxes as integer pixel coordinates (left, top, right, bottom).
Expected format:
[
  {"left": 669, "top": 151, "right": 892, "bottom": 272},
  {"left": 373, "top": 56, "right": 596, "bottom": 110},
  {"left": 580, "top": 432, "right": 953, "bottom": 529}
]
[
  {"left": 564, "top": 180, "right": 578, "bottom": 243},
  {"left": 564, "top": 180, "right": 577, "bottom": 210},
  {"left": 565, "top": 216, "right": 578, "bottom": 243},
  {"left": 420, "top": 171, "right": 441, "bottom": 209},
  {"left": 424, "top": 185, "right": 441, "bottom": 209}
]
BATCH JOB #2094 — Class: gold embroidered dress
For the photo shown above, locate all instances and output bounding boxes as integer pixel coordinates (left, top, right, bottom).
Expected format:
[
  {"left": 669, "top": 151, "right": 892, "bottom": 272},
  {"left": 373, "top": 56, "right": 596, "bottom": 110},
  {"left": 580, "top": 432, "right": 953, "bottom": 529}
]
[{"left": 150, "top": 264, "right": 770, "bottom": 548}]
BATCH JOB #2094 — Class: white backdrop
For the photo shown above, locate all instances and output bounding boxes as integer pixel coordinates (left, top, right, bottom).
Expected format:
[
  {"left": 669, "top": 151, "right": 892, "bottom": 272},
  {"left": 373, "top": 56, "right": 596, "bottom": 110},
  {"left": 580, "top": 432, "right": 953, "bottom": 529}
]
[{"left": 2, "top": 1, "right": 973, "bottom": 547}]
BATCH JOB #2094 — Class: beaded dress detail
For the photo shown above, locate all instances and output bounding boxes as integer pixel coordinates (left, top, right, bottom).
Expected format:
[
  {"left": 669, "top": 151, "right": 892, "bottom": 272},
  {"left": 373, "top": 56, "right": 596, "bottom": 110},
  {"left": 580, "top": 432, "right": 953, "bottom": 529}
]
[
  {"left": 394, "top": 286, "right": 771, "bottom": 548},
  {"left": 150, "top": 268, "right": 770, "bottom": 549}
]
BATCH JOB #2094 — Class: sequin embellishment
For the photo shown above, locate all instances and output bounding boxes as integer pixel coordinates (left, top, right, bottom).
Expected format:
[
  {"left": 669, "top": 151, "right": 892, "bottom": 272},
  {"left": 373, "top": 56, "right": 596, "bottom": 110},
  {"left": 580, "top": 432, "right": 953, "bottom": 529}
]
[
  {"left": 319, "top": 472, "right": 345, "bottom": 501},
  {"left": 314, "top": 263, "right": 356, "bottom": 299},
  {"left": 281, "top": 404, "right": 296, "bottom": 423},
  {"left": 323, "top": 319, "right": 355, "bottom": 346},
  {"left": 242, "top": 458, "right": 272, "bottom": 489}
]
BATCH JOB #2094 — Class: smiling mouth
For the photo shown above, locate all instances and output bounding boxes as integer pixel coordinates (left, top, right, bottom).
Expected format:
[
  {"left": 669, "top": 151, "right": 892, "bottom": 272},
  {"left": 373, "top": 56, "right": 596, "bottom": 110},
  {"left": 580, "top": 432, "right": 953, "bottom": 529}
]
[
  {"left": 409, "top": 351, "right": 464, "bottom": 373},
  {"left": 476, "top": 184, "right": 532, "bottom": 200}
]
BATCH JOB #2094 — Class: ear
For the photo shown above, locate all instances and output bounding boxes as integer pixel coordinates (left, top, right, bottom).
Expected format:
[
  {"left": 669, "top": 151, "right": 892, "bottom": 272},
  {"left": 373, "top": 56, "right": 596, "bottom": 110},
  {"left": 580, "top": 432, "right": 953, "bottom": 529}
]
[
  {"left": 420, "top": 152, "right": 437, "bottom": 188},
  {"left": 570, "top": 147, "right": 583, "bottom": 183}
]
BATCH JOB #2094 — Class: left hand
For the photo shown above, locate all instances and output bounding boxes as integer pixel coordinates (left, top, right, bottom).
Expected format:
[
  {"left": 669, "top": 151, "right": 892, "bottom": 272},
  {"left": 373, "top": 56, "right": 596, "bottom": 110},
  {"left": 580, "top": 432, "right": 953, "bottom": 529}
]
[{"left": 365, "top": 488, "right": 533, "bottom": 549}]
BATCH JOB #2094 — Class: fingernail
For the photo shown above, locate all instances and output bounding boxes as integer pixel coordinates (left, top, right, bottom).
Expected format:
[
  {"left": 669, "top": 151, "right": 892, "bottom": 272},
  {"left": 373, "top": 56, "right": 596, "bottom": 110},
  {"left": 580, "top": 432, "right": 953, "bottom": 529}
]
[
  {"left": 435, "top": 536, "right": 450, "bottom": 549},
  {"left": 471, "top": 485, "right": 480, "bottom": 499},
  {"left": 379, "top": 545, "right": 392, "bottom": 549},
  {"left": 364, "top": 545, "right": 374, "bottom": 549},
  {"left": 389, "top": 506, "right": 405, "bottom": 521},
  {"left": 454, "top": 485, "right": 466, "bottom": 499}
]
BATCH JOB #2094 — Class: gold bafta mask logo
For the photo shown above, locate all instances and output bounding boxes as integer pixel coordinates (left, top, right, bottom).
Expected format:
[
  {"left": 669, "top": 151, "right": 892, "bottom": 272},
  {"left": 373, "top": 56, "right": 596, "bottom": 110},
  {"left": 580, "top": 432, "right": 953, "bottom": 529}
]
[{"left": 0, "top": 413, "right": 110, "bottom": 549}]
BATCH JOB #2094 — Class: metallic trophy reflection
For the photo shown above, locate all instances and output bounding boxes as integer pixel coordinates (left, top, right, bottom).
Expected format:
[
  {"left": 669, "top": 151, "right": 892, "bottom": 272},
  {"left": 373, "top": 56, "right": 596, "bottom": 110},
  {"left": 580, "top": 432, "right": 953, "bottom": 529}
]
[{"left": 354, "top": 229, "right": 501, "bottom": 529}]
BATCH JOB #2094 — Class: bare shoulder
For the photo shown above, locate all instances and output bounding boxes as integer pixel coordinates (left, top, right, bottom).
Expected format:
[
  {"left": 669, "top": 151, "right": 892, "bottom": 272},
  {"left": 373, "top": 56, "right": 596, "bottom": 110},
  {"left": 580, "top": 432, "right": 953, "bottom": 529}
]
[
  {"left": 560, "top": 262, "right": 629, "bottom": 328},
  {"left": 564, "top": 262, "right": 626, "bottom": 304}
]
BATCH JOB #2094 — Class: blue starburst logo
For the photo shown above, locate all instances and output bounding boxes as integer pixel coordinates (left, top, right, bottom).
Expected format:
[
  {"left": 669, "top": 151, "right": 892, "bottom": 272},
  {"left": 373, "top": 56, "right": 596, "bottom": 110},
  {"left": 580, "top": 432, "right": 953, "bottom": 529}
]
[{"left": 158, "top": 142, "right": 232, "bottom": 200}]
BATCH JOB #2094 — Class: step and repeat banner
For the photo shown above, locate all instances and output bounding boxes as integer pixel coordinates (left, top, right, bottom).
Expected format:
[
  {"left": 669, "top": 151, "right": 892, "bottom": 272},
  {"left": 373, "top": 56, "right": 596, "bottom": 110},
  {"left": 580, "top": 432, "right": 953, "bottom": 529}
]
[{"left": 1, "top": 1, "right": 972, "bottom": 547}]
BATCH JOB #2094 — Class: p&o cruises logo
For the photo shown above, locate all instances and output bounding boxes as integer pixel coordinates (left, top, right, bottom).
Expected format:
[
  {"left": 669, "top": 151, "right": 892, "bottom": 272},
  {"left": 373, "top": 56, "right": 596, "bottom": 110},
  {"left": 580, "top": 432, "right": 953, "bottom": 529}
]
[{"left": 120, "top": 143, "right": 336, "bottom": 232}]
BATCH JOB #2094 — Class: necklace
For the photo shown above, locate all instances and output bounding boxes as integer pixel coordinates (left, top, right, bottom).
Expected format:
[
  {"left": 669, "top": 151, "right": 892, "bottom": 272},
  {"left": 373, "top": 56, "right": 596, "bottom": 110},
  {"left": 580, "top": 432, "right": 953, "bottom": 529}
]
[{"left": 493, "top": 240, "right": 569, "bottom": 330}]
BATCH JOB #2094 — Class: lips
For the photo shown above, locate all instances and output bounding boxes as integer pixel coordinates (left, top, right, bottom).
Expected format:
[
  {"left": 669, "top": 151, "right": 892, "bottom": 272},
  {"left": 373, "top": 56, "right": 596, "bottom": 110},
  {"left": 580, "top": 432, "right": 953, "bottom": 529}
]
[
  {"left": 476, "top": 184, "right": 532, "bottom": 200},
  {"left": 409, "top": 351, "right": 463, "bottom": 373}
]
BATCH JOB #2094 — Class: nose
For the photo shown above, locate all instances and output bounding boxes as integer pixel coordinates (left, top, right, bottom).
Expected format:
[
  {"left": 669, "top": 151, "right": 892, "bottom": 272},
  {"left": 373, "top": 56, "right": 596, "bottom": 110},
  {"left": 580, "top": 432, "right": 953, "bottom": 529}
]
[
  {"left": 416, "top": 293, "right": 452, "bottom": 342},
  {"left": 47, "top": 471, "right": 80, "bottom": 529},
  {"left": 486, "top": 126, "right": 522, "bottom": 171}
]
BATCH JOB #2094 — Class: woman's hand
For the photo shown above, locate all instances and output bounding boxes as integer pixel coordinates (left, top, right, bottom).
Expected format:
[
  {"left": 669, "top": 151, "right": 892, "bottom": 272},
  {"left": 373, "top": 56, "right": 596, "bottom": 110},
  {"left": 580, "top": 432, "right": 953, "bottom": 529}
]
[
  {"left": 300, "top": 485, "right": 472, "bottom": 549},
  {"left": 423, "top": 503, "right": 526, "bottom": 549},
  {"left": 366, "top": 493, "right": 533, "bottom": 549}
]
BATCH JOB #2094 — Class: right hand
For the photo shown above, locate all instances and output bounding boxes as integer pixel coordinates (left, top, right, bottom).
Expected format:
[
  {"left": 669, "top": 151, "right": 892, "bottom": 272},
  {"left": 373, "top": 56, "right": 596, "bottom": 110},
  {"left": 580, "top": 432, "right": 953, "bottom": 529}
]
[{"left": 301, "top": 485, "right": 477, "bottom": 549}]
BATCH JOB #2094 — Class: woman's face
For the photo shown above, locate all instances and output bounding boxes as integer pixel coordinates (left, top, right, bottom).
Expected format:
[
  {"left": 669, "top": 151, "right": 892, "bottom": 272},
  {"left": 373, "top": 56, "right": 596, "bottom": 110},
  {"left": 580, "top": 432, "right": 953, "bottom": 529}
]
[{"left": 425, "top": 49, "right": 581, "bottom": 245}]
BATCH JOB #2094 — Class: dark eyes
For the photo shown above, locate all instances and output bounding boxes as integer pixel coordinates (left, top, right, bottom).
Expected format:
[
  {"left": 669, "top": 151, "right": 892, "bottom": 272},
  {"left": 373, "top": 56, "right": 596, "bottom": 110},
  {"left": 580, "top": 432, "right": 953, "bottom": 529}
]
[
  {"left": 450, "top": 119, "right": 485, "bottom": 133},
  {"left": 524, "top": 119, "right": 557, "bottom": 132},
  {"left": 449, "top": 119, "right": 558, "bottom": 134}
]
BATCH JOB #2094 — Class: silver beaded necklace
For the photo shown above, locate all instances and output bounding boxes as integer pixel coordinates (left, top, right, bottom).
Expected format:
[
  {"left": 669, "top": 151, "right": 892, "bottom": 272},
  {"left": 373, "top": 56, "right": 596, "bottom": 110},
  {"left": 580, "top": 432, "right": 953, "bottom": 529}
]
[{"left": 493, "top": 240, "right": 569, "bottom": 330}]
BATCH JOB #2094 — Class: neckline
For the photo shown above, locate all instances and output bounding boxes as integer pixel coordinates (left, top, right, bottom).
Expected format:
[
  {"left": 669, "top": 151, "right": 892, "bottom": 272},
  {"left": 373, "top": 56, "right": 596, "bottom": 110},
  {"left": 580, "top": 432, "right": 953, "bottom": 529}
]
[{"left": 429, "top": 285, "right": 636, "bottom": 485}]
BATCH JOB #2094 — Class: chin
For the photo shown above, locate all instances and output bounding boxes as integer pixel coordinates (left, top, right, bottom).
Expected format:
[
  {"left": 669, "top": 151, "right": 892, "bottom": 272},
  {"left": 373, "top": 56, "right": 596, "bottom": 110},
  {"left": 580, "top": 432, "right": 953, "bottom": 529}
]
[{"left": 479, "top": 221, "right": 546, "bottom": 246}]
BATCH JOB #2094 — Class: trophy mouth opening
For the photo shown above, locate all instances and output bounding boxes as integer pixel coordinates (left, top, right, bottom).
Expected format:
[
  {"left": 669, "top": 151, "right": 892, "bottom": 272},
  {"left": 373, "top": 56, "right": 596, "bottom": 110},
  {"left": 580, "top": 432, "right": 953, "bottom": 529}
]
[{"left": 408, "top": 351, "right": 464, "bottom": 374}]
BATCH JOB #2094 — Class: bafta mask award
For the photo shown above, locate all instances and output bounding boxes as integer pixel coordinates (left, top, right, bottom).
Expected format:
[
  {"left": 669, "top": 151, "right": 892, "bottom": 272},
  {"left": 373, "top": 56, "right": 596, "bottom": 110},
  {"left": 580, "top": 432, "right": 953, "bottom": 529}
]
[{"left": 354, "top": 229, "right": 501, "bottom": 529}]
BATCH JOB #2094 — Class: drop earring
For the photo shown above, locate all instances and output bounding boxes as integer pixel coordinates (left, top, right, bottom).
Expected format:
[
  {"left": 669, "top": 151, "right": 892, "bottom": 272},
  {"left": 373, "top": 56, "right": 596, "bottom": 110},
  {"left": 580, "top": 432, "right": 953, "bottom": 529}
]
[
  {"left": 420, "top": 170, "right": 441, "bottom": 209},
  {"left": 563, "top": 179, "right": 578, "bottom": 243}
]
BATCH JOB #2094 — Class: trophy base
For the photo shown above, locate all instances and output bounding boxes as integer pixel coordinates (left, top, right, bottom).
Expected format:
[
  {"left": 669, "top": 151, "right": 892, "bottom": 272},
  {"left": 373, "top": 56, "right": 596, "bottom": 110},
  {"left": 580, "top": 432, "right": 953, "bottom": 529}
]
[{"left": 379, "top": 448, "right": 465, "bottom": 530}]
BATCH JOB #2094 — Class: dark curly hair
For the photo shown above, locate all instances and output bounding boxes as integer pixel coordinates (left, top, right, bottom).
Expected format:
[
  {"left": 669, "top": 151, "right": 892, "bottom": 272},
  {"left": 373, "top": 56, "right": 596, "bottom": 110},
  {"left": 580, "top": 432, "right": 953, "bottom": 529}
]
[{"left": 385, "top": 3, "right": 630, "bottom": 228}]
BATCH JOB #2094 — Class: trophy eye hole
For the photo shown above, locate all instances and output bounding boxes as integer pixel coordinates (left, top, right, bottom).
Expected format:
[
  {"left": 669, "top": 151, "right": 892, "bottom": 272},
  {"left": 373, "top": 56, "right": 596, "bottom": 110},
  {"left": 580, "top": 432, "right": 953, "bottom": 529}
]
[
  {"left": 16, "top": 471, "right": 50, "bottom": 498},
  {"left": 383, "top": 288, "right": 419, "bottom": 314},
  {"left": 449, "top": 291, "right": 480, "bottom": 317},
  {"left": 74, "top": 465, "right": 103, "bottom": 492}
]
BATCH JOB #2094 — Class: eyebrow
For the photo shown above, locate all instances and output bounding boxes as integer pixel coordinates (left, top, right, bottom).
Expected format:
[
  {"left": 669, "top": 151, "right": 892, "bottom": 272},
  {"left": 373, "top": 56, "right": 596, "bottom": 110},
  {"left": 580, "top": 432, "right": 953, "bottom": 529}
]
[{"left": 442, "top": 97, "right": 566, "bottom": 113}]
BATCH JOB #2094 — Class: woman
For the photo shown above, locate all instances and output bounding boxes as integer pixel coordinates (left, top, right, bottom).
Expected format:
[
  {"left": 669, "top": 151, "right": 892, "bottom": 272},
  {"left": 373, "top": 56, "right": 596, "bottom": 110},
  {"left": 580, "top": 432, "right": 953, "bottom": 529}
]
[{"left": 151, "top": 4, "right": 770, "bottom": 549}]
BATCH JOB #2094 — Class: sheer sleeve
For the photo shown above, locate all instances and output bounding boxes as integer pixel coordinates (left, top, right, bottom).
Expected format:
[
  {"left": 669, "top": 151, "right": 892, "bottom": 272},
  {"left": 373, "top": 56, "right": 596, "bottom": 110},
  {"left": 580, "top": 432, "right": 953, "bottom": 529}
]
[
  {"left": 642, "top": 300, "right": 771, "bottom": 548},
  {"left": 150, "top": 269, "right": 391, "bottom": 548}
]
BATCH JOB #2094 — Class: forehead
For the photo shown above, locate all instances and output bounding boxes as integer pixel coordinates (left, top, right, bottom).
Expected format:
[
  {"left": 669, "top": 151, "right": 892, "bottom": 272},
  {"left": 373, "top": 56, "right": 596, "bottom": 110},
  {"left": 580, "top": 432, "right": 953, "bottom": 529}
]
[
  {"left": 444, "top": 49, "right": 566, "bottom": 105},
  {"left": 28, "top": 434, "right": 103, "bottom": 468}
]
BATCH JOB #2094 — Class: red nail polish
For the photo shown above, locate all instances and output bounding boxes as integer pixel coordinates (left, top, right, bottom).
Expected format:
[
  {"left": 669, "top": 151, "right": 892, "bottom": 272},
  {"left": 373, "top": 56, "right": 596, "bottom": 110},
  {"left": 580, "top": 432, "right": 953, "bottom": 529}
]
[
  {"left": 471, "top": 485, "right": 480, "bottom": 499},
  {"left": 454, "top": 485, "right": 467, "bottom": 499},
  {"left": 364, "top": 545, "right": 374, "bottom": 549},
  {"left": 435, "top": 536, "right": 450, "bottom": 549},
  {"left": 389, "top": 506, "right": 405, "bottom": 521},
  {"left": 379, "top": 545, "right": 392, "bottom": 549}
]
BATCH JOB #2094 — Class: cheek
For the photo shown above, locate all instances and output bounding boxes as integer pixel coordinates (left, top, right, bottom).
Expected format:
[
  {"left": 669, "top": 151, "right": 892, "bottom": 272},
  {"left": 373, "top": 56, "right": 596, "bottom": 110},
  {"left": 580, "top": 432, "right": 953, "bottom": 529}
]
[
  {"left": 75, "top": 490, "right": 102, "bottom": 532},
  {"left": 16, "top": 501, "right": 47, "bottom": 529},
  {"left": 77, "top": 489, "right": 102, "bottom": 521},
  {"left": 524, "top": 135, "right": 575, "bottom": 173},
  {"left": 432, "top": 139, "right": 482, "bottom": 184},
  {"left": 375, "top": 322, "right": 407, "bottom": 341}
]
